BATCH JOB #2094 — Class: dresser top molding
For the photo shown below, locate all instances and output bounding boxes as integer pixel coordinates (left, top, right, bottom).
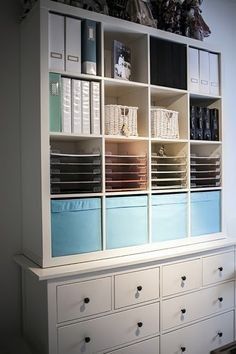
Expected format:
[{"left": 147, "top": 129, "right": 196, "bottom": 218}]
[{"left": 15, "top": 239, "right": 235, "bottom": 281}]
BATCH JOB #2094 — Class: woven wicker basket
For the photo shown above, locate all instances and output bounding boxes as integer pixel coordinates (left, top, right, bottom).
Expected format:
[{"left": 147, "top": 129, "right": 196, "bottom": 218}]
[
  {"left": 105, "top": 104, "right": 138, "bottom": 136},
  {"left": 151, "top": 107, "right": 179, "bottom": 139}
]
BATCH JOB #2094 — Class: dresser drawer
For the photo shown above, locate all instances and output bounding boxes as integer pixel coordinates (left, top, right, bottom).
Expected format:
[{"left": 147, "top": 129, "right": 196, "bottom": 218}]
[
  {"left": 203, "top": 311, "right": 234, "bottom": 353},
  {"left": 162, "top": 259, "right": 201, "bottom": 297},
  {"left": 114, "top": 268, "right": 159, "bottom": 309},
  {"left": 203, "top": 251, "right": 235, "bottom": 286},
  {"left": 57, "top": 277, "right": 112, "bottom": 323},
  {"left": 162, "top": 282, "right": 234, "bottom": 330},
  {"left": 161, "top": 311, "right": 234, "bottom": 354},
  {"left": 104, "top": 337, "right": 159, "bottom": 354},
  {"left": 58, "top": 302, "right": 160, "bottom": 354},
  {"left": 202, "top": 281, "right": 235, "bottom": 317},
  {"left": 162, "top": 289, "right": 201, "bottom": 330}
]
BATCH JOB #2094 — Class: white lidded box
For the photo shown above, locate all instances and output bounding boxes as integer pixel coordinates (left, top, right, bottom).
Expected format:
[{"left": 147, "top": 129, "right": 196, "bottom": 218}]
[
  {"left": 151, "top": 107, "right": 179, "bottom": 139},
  {"left": 105, "top": 104, "right": 138, "bottom": 137}
]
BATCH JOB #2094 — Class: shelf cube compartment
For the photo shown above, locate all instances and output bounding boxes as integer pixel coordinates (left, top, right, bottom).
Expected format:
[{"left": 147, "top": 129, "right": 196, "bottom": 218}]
[
  {"left": 190, "top": 96, "right": 221, "bottom": 142},
  {"left": 152, "top": 193, "right": 188, "bottom": 242},
  {"left": 104, "top": 82, "right": 149, "bottom": 137},
  {"left": 190, "top": 144, "right": 221, "bottom": 189},
  {"left": 105, "top": 140, "right": 148, "bottom": 192},
  {"left": 51, "top": 198, "right": 102, "bottom": 256},
  {"left": 151, "top": 88, "right": 188, "bottom": 140},
  {"left": 50, "top": 138, "right": 102, "bottom": 194},
  {"left": 104, "top": 28, "right": 148, "bottom": 83},
  {"left": 188, "top": 48, "right": 220, "bottom": 96},
  {"left": 191, "top": 191, "right": 221, "bottom": 236},
  {"left": 151, "top": 142, "right": 188, "bottom": 190},
  {"left": 106, "top": 195, "right": 148, "bottom": 249},
  {"left": 150, "top": 37, "right": 187, "bottom": 90}
]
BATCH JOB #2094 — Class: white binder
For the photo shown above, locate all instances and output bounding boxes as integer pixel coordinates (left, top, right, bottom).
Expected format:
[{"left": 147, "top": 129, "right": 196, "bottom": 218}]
[
  {"left": 81, "top": 81, "right": 90, "bottom": 134},
  {"left": 199, "top": 50, "right": 210, "bottom": 94},
  {"left": 49, "top": 13, "right": 65, "bottom": 71},
  {"left": 209, "top": 53, "right": 220, "bottom": 96},
  {"left": 66, "top": 17, "right": 81, "bottom": 73},
  {"left": 72, "top": 79, "right": 82, "bottom": 134},
  {"left": 189, "top": 47, "right": 199, "bottom": 92},
  {"left": 90, "top": 82, "right": 101, "bottom": 135},
  {"left": 61, "top": 78, "right": 71, "bottom": 133}
]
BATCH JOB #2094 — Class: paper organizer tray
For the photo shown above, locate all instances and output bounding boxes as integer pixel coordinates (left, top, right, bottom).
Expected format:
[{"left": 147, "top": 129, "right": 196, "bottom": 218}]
[
  {"left": 151, "top": 154, "right": 187, "bottom": 190},
  {"left": 50, "top": 152, "right": 102, "bottom": 194},
  {"left": 191, "top": 155, "right": 221, "bottom": 188},
  {"left": 105, "top": 153, "right": 147, "bottom": 192}
]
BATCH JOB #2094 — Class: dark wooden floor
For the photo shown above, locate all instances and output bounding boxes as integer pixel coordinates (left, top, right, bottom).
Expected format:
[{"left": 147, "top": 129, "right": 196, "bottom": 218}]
[{"left": 0, "top": 337, "right": 33, "bottom": 354}]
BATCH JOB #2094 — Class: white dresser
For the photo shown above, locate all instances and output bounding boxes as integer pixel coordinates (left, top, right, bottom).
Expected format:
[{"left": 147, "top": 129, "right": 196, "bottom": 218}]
[{"left": 17, "top": 241, "right": 236, "bottom": 354}]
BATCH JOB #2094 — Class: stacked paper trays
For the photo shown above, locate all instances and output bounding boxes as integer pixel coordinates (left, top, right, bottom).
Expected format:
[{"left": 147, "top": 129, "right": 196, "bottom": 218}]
[
  {"left": 50, "top": 152, "right": 102, "bottom": 194},
  {"left": 105, "top": 153, "right": 147, "bottom": 191},
  {"left": 105, "top": 104, "right": 138, "bottom": 137},
  {"left": 191, "top": 155, "right": 221, "bottom": 188},
  {"left": 151, "top": 153, "right": 187, "bottom": 190}
]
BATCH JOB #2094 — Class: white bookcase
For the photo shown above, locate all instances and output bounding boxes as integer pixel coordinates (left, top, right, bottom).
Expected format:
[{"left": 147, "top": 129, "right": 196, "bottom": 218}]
[{"left": 21, "top": 0, "right": 224, "bottom": 268}]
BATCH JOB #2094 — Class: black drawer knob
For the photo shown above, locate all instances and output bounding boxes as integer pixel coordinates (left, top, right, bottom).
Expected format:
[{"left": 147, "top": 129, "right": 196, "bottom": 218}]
[
  {"left": 218, "top": 267, "right": 223, "bottom": 272},
  {"left": 85, "top": 337, "right": 91, "bottom": 343},
  {"left": 218, "top": 297, "right": 223, "bottom": 302},
  {"left": 84, "top": 297, "right": 90, "bottom": 304},
  {"left": 137, "top": 322, "right": 143, "bottom": 328},
  {"left": 181, "top": 308, "right": 186, "bottom": 314},
  {"left": 218, "top": 332, "right": 223, "bottom": 338},
  {"left": 181, "top": 347, "right": 186, "bottom": 352},
  {"left": 181, "top": 276, "right": 187, "bottom": 281},
  {"left": 137, "top": 285, "right": 143, "bottom": 292}
]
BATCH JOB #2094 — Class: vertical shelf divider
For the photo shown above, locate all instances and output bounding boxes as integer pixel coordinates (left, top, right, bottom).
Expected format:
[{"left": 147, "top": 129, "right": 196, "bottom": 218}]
[
  {"left": 148, "top": 83, "right": 152, "bottom": 244},
  {"left": 187, "top": 90, "right": 191, "bottom": 240},
  {"left": 41, "top": 6, "right": 53, "bottom": 265},
  {"left": 101, "top": 22, "right": 106, "bottom": 251},
  {"left": 102, "top": 195, "right": 106, "bottom": 251}
]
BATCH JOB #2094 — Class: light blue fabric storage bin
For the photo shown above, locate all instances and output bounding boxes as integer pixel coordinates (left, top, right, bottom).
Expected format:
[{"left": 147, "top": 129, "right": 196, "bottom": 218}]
[
  {"left": 191, "top": 191, "right": 221, "bottom": 236},
  {"left": 51, "top": 198, "right": 101, "bottom": 257},
  {"left": 152, "top": 193, "right": 187, "bottom": 242},
  {"left": 106, "top": 196, "right": 148, "bottom": 249}
]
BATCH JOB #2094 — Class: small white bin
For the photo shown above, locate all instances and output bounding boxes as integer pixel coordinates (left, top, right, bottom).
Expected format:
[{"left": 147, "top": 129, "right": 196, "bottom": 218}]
[
  {"left": 105, "top": 104, "right": 138, "bottom": 136},
  {"left": 151, "top": 107, "right": 179, "bottom": 139}
]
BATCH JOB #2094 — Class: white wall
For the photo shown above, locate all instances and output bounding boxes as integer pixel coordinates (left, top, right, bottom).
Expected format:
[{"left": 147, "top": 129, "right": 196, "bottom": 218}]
[
  {"left": 0, "top": 0, "right": 235, "bottom": 350},
  {"left": 202, "top": 0, "right": 236, "bottom": 236}
]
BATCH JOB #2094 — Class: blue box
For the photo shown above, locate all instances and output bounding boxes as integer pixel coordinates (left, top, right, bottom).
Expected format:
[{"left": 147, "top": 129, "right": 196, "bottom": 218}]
[
  {"left": 51, "top": 198, "right": 102, "bottom": 257},
  {"left": 191, "top": 191, "right": 221, "bottom": 236},
  {"left": 106, "top": 196, "right": 148, "bottom": 249},
  {"left": 152, "top": 193, "right": 188, "bottom": 242}
]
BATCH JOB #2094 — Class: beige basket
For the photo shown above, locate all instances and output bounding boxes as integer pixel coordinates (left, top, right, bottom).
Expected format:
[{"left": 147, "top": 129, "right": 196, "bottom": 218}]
[
  {"left": 105, "top": 104, "right": 138, "bottom": 137},
  {"left": 151, "top": 107, "right": 179, "bottom": 139}
]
